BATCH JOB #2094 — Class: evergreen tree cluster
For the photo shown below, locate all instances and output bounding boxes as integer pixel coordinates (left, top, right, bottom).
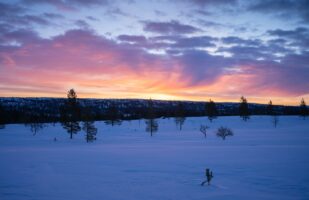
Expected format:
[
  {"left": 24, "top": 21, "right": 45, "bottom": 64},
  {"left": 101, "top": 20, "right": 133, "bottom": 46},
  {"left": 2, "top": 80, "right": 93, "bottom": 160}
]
[
  {"left": 206, "top": 99, "right": 217, "bottom": 122},
  {"left": 174, "top": 102, "right": 186, "bottom": 130},
  {"left": 239, "top": 96, "right": 250, "bottom": 121},
  {"left": 300, "top": 98, "right": 308, "bottom": 118}
]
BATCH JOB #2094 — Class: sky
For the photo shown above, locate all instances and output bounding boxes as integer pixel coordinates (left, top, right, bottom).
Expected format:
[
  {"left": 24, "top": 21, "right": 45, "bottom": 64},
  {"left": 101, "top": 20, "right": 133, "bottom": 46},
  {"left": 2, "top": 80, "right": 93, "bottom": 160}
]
[{"left": 0, "top": 0, "right": 308, "bottom": 105}]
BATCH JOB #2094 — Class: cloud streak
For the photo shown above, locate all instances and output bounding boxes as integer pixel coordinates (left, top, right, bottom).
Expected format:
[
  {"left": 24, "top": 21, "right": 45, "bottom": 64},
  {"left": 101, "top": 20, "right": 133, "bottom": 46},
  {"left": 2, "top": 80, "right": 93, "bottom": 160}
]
[{"left": 142, "top": 20, "right": 201, "bottom": 35}]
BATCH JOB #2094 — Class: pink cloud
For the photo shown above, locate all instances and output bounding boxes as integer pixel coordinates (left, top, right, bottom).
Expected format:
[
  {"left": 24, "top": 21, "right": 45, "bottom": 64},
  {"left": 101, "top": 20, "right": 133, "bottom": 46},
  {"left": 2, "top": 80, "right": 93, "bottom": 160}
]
[{"left": 0, "top": 28, "right": 308, "bottom": 104}]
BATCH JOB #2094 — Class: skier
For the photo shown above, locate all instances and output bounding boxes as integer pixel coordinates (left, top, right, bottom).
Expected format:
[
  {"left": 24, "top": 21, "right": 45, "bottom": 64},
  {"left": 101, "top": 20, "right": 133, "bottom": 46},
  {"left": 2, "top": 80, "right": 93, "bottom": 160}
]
[
  {"left": 201, "top": 168, "right": 213, "bottom": 186},
  {"left": 206, "top": 168, "right": 213, "bottom": 185}
]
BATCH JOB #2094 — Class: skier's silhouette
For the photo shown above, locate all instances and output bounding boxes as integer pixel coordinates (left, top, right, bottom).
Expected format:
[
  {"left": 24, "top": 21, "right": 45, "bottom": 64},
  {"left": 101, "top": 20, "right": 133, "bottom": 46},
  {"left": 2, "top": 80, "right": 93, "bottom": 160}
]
[{"left": 201, "top": 168, "right": 213, "bottom": 186}]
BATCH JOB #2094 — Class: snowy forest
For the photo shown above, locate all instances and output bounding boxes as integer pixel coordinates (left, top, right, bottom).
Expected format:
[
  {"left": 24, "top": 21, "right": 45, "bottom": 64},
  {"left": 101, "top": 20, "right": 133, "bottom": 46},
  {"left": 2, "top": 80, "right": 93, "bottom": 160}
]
[{"left": 0, "top": 89, "right": 307, "bottom": 125}]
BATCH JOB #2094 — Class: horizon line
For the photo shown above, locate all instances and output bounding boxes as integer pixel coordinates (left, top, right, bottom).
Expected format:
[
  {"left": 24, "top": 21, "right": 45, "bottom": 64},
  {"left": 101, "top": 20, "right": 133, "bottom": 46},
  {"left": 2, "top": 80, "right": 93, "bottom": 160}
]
[{"left": 0, "top": 96, "right": 304, "bottom": 107}]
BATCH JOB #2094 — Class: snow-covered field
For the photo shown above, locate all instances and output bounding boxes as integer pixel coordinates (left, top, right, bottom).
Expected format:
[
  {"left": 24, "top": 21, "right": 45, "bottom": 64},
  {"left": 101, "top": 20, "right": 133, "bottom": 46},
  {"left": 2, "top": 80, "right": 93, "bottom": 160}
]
[{"left": 0, "top": 116, "right": 309, "bottom": 200}]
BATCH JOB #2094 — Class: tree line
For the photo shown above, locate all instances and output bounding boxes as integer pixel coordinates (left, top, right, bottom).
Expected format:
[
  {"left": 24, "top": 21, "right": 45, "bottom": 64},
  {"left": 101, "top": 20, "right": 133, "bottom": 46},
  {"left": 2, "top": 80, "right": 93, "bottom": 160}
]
[
  {"left": 0, "top": 89, "right": 308, "bottom": 125},
  {"left": 0, "top": 89, "right": 308, "bottom": 140}
]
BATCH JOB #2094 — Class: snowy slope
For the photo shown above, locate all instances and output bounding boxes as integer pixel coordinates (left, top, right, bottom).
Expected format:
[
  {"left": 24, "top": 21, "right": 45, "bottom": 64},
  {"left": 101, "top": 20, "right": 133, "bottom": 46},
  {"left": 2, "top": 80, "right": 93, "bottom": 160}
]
[{"left": 0, "top": 116, "right": 308, "bottom": 200}]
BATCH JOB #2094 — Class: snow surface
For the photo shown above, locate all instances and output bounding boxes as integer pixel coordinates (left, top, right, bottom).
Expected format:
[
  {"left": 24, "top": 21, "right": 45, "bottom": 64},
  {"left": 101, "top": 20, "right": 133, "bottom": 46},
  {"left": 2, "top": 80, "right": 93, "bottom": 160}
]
[{"left": 0, "top": 116, "right": 309, "bottom": 200}]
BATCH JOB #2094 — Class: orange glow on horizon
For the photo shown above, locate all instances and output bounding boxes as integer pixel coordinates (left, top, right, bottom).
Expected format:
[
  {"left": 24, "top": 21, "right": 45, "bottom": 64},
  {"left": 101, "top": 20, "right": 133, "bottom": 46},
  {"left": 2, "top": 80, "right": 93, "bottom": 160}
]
[
  {"left": 0, "top": 88, "right": 307, "bottom": 106},
  {"left": 0, "top": 62, "right": 307, "bottom": 106}
]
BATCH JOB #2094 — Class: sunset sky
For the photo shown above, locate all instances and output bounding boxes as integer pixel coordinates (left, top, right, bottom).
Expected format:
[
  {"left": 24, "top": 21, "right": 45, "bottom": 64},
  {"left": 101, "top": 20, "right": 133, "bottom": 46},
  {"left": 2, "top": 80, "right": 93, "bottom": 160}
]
[{"left": 0, "top": 0, "right": 308, "bottom": 105}]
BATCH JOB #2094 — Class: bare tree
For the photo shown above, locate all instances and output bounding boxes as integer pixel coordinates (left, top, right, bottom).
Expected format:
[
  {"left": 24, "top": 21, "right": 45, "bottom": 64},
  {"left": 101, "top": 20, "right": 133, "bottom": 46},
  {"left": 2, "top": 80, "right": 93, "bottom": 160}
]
[
  {"left": 200, "top": 125, "right": 209, "bottom": 138},
  {"left": 28, "top": 123, "right": 46, "bottom": 136},
  {"left": 216, "top": 126, "right": 234, "bottom": 140}
]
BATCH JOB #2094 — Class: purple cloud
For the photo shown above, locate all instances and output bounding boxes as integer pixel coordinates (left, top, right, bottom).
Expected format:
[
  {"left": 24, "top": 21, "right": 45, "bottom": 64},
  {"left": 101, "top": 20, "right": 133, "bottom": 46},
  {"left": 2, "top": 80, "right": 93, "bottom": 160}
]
[
  {"left": 117, "top": 34, "right": 217, "bottom": 50},
  {"left": 117, "top": 35, "right": 147, "bottom": 43},
  {"left": 75, "top": 20, "right": 90, "bottom": 29},
  {"left": 179, "top": 0, "right": 237, "bottom": 7},
  {"left": 0, "top": 2, "right": 62, "bottom": 29},
  {"left": 0, "top": 22, "right": 308, "bottom": 98},
  {"left": 104, "top": 7, "right": 131, "bottom": 18},
  {"left": 22, "top": 0, "right": 110, "bottom": 11},
  {"left": 172, "top": 36, "right": 217, "bottom": 48},
  {"left": 176, "top": 50, "right": 234, "bottom": 85},
  {"left": 0, "top": 2, "right": 25, "bottom": 15},
  {"left": 267, "top": 27, "right": 309, "bottom": 50},
  {"left": 268, "top": 27, "right": 308, "bottom": 38},
  {"left": 221, "top": 37, "right": 261, "bottom": 46},
  {"left": 43, "top": 12, "right": 64, "bottom": 19},
  {"left": 248, "top": 0, "right": 309, "bottom": 22},
  {"left": 0, "top": 28, "right": 42, "bottom": 45},
  {"left": 142, "top": 20, "right": 201, "bottom": 35}
]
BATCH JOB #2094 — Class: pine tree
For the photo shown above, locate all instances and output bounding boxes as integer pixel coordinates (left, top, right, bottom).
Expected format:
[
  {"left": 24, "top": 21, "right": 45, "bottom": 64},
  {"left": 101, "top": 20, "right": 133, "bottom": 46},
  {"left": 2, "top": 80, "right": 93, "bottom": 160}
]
[
  {"left": 174, "top": 102, "right": 186, "bottom": 130},
  {"left": 206, "top": 99, "right": 217, "bottom": 122},
  {"left": 105, "top": 102, "right": 121, "bottom": 126},
  {"left": 83, "top": 121, "right": 97, "bottom": 143},
  {"left": 62, "top": 121, "right": 81, "bottom": 139},
  {"left": 61, "top": 89, "right": 81, "bottom": 139},
  {"left": 67, "top": 89, "right": 77, "bottom": 104},
  {"left": 272, "top": 115, "right": 279, "bottom": 127},
  {"left": 60, "top": 88, "right": 80, "bottom": 122},
  {"left": 266, "top": 100, "right": 273, "bottom": 115},
  {"left": 0, "top": 101, "right": 5, "bottom": 128},
  {"left": 145, "top": 99, "right": 158, "bottom": 136},
  {"left": 82, "top": 106, "right": 97, "bottom": 142},
  {"left": 267, "top": 100, "right": 279, "bottom": 127},
  {"left": 239, "top": 96, "right": 249, "bottom": 121},
  {"left": 300, "top": 98, "right": 308, "bottom": 118}
]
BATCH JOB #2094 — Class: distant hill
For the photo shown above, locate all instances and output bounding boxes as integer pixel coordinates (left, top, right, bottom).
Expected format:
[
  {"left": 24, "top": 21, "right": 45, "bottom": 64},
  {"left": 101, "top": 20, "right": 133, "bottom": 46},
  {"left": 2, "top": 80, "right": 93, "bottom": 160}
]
[{"left": 0, "top": 97, "right": 301, "bottom": 124}]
